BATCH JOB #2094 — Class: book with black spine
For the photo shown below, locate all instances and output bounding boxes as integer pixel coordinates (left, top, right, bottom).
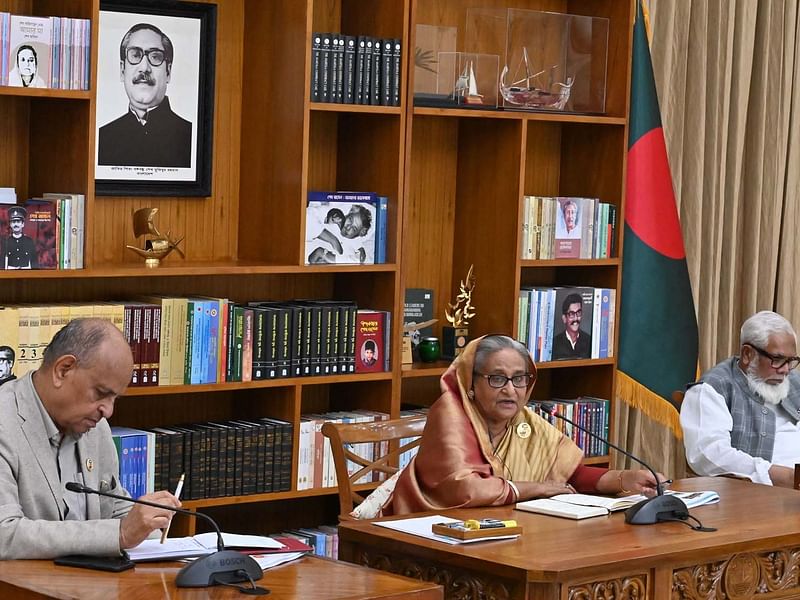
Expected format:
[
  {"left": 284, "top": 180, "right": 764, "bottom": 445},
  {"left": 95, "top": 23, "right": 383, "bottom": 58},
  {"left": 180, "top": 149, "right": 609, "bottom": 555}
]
[
  {"left": 342, "top": 35, "right": 356, "bottom": 104},
  {"left": 380, "top": 39, "right": 392, "bottom": 106},
  {"left": 390, "top": 38, "right": 402, "bottom": 106},
  {"left": 369, "top": 37, "right": 381, "bottom": 105},
  {"left": 310, "top": 32, "right": 322, "bottom": 102},
  {"left": 319, "top": 32, "right": 332, "bottom": 102},
  {"left": 354, "top": 36, "right": 367, "bottom": 104}
]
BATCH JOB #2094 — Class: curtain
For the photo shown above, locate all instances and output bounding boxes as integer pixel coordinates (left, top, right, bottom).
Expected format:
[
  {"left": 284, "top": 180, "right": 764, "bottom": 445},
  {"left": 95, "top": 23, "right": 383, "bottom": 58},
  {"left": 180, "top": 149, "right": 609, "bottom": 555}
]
[{"left": 615, "top": 0, "right": 800, "bottom": 476}]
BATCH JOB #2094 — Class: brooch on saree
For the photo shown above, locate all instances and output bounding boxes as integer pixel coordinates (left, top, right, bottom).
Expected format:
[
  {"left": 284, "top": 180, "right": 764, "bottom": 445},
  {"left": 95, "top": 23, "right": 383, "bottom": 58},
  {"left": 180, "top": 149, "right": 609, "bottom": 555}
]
[{"left": 516, "top": 422, "right": 531, "bottom": 439}]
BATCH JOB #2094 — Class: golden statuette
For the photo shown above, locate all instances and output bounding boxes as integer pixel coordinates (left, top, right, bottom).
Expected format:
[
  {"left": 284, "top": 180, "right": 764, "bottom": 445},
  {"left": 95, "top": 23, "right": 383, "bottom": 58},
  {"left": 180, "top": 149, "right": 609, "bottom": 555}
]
[
  {"left": 445, "top": 264, "right": 476, "bottom": 327},
  {"left": 125, "top": 207, "right": 185, "bottom": 268}
]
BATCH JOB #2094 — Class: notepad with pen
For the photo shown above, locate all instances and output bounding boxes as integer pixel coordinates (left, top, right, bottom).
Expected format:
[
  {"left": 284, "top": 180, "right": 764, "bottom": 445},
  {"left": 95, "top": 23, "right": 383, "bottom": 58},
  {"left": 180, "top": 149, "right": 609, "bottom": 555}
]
[{"left": 431, "top": 519, "right": 523, "bottom": 540}]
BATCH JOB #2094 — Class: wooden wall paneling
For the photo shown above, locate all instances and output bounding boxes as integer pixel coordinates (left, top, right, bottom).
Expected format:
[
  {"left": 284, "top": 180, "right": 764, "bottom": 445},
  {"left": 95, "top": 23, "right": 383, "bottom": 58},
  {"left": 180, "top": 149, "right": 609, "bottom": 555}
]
[
  {"left": 332, "top": 271, "right": 397, "bottom": 313},
  {"left": 204, "top": 495, "right": 340, "bottom": 536},
  {"left": 534, "top": 363, "right": 615, "bottom": 400},
  {"left": 330, "top": 380, "right": 394, "bottom": 414},
  {"left": 0, "top": 97, "right": 30, "bottom": 204},
  {"left": 400, "top": 376, "right": 439, "bottom": 408},
  {"left": 342, "top": 0, "right": 407, "bottom": 40},
  {"left": 559, "top": 123, "right": 625, "bottom": 205},
  {"left": 336, "top": 114, "right": 401, "bottom": 198},
  {"left": 34, "top": 0, "right": 91, "bottom": 18},
  {"left": 523, "top": 121, "right": 562, "bottom": 196},
  {"left": 29, "top": 99, "right": 89, "bottom": 196},
  {"left": 403, "top": 115, "right": 458, "bottom": 339},
  {"left": 112, "top": 386, "right": 296, "bottom": 429},
  {"left": 239, "top": 0, "right": 306, "bottom": 264},
  {"left": 451, "top": 117, "right": 524, "bottom": 337},
  {"left": 520, "top": 264, "right": 619, "bottom": 290}
]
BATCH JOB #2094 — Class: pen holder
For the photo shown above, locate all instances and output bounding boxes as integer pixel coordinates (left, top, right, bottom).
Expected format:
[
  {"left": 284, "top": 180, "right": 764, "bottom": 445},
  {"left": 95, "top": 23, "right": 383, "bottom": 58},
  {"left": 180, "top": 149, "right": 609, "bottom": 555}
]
[{"left": 432, "top": 521, "right": 523, "bottom": 540}]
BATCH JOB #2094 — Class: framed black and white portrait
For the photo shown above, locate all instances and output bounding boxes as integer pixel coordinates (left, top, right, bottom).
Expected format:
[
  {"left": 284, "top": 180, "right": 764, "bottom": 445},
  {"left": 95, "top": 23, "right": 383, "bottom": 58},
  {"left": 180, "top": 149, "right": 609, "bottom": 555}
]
[{"left": 95, "top": 0, "right": 216, "bottom": 197}]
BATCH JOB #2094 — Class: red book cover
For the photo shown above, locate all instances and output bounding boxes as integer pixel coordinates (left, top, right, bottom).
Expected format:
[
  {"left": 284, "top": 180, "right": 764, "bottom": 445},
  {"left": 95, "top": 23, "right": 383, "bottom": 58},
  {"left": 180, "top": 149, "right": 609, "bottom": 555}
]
[
  {"left": 355, "top": 309, "right": 386, "bottom": 373},
  {"left": 0, "top": 201, "right": 57, "bottom": 269}
]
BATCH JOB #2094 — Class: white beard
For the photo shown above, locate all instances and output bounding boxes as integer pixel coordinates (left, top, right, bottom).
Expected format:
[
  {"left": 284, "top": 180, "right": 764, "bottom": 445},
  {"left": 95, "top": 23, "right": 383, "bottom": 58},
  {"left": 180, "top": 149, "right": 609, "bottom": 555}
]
[{"left": 745, "top": 365, "right": 790, "bottom": 406}]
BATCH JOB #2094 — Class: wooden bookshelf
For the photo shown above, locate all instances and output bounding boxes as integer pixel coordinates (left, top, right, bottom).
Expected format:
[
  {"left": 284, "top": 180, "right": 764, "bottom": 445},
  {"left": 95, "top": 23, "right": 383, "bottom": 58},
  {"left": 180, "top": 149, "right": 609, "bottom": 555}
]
[
  {"left": 399, "top": 0, "right": 634, "bottom": 465},
  {"left": 0, "top": 0, "right": 632, "bottom": 535}
]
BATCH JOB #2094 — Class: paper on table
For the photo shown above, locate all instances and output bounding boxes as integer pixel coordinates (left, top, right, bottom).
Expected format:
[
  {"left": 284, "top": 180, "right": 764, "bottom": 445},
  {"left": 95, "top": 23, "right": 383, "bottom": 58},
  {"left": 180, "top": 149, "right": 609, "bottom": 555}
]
[
  {"left": 375, "top": 515, "right": 519, "bottom": 545},
  {"left": 251, "top": 552, "right": 306, "bottom": 570},
  {"left": 193, "top": 532, "right": 285, "bottom": 550},
  {"left": 128, "top": 537, "right": 212, "bottom": 562}
]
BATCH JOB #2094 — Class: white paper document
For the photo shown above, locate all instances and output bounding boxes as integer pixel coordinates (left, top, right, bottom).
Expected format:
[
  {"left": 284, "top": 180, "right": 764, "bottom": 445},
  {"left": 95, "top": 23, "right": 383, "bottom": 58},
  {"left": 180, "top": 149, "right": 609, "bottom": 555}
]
[
  {"left": 193, "top": 532, "right": 285, "bottom": 550},
  {"left": 129, "top": 532, "right": 285, "bottom": 562},
  {"left": 375, "top": 515, "right": 519, "bottom": 545},
  {"left": 251, "top": 552, "right": 306, "bottom": 570},
  {"left": 128, "top": 537, "right": 213, "bottom": 561}
]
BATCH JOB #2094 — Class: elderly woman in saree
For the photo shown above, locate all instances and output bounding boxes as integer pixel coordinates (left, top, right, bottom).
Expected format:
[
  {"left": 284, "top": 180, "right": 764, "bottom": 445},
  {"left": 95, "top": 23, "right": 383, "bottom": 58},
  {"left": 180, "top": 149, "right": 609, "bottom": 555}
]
[{"left": 384, "top": 335, "right": 663, "bottom": 515}]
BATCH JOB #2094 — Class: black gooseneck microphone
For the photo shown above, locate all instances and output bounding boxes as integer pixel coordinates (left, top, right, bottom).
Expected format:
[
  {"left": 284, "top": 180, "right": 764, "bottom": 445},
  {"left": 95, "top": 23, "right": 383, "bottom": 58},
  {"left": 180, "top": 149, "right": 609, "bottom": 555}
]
[
  {"left": 535, "top": 402, "right": 689, "bottom": 525},
  {"left": 65, "top": 482, "right": 268, "bottom": 593}
]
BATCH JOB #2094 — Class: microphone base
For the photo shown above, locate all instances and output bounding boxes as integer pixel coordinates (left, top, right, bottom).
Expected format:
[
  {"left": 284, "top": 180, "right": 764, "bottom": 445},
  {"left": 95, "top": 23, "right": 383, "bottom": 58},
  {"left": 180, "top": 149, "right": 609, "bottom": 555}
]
[
  {"left": 175, "top": 550, "right": 264, "bottom": 588},
  {"left": 624, "top": 495, "right": 689, "bottom": 525}
]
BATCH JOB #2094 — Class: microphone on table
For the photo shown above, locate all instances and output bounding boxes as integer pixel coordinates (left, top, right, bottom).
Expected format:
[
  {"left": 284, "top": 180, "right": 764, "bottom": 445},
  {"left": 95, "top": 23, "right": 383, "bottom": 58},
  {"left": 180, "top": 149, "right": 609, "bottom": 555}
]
[
  {"left": 534, "top": 402, "right": 689, "bottom": 525},
  {"left": 65, "top": 482, "right": 268, "bottom": 593}
]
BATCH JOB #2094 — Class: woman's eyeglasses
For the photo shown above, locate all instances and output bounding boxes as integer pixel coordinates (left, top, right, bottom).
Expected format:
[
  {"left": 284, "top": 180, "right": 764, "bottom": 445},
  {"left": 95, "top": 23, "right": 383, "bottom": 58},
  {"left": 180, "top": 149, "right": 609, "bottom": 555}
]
[{"left": 474, "top": 373, "right": 534, "bottom": 388}]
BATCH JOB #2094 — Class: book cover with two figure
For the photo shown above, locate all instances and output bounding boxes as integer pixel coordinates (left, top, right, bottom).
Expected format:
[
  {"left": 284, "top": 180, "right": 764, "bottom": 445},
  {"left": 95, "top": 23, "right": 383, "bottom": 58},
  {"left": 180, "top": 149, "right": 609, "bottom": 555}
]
[{"left": 305, "top": 192, "right": 378, "bottom": 265}]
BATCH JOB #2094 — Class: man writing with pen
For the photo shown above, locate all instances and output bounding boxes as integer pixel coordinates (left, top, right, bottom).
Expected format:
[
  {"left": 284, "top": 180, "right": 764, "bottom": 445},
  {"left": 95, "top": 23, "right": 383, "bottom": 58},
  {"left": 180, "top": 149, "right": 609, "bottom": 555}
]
[{"left": 0, "top": 318, "right": 181, "bottom": 559}]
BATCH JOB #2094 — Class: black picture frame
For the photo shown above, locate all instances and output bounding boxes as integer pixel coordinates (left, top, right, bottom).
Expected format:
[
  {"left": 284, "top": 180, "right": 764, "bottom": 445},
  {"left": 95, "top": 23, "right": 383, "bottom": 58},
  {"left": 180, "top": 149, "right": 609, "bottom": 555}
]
[{"left": 95, "top": 0, "right": 216, "bottom": 197}]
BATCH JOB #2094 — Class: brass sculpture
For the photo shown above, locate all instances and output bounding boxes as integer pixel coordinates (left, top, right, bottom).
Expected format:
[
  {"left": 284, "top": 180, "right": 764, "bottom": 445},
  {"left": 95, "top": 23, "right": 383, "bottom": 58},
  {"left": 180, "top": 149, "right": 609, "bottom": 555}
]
[
  {"left": 445, "top": 264, "right": 476, "bottom": 327},
  {"left": 125, "top": 207, "right": 185, "bottom": 268}
]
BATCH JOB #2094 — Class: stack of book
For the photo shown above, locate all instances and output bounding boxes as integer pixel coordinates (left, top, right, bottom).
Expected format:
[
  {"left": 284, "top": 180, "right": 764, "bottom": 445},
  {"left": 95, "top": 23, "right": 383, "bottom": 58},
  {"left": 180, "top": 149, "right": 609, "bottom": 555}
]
[
  {"left": 112, "top": 417, "right": 293, "bottom": 501},
  {"left": 0, "top": 13, "right": 91, "bottom": 90},
  {"left": 517, "top": 285, "right": 616, "bottom": 362},
  {"left": 0, "top": 194, "right": 85, "bottom": 271},
  {"left": 310, "top": 33, "right": 401, "bottom": 106},
  {"left": 529, "top": 398, "right": 610, "bottom": 458},
  {"left": 297, "top": 410, "right": 390, "bottom": 490},
  {"left": 520, "top": 196, "right": 617, "bottom": 260}
]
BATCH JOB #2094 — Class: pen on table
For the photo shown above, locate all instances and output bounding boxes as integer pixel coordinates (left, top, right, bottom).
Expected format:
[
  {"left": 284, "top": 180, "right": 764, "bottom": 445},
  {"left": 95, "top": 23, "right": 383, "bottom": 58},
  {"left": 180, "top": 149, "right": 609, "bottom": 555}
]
[{"left": 160, "top": 473, "right": 185, "bottom": 544}]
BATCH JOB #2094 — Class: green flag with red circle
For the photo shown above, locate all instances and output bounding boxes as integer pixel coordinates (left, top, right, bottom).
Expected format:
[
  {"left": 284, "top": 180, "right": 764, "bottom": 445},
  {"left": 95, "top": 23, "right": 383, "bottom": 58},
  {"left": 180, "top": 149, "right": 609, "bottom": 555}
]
[{"left": 617, "top": 0, "right": 698, "bottom": 432}]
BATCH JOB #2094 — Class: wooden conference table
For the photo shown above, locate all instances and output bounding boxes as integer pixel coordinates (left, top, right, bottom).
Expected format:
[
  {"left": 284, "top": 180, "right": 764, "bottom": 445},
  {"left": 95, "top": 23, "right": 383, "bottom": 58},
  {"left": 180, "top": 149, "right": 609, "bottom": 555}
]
[
  {"left": 0, "top": 554, "right": 442, "bottom": 599},
  {"left": 339, "top": 477, "right": 800, "bottom": 600}
]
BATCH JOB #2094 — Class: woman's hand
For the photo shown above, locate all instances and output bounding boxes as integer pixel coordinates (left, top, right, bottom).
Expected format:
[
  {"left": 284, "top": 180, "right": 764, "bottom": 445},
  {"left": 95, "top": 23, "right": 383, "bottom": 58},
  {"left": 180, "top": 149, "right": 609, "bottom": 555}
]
[
  {"left": 598, "top": 469, "right": 667, "bottom": 497},
  {"left": 514, "top": 481, "right": 576, "bottom": 501}
]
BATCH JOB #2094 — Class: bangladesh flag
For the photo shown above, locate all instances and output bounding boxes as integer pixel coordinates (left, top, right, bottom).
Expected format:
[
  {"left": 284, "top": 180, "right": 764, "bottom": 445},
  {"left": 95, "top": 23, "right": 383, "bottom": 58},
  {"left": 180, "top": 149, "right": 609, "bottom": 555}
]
[{"left": 617, "top": 0, "right": 698, "bottom": 434}]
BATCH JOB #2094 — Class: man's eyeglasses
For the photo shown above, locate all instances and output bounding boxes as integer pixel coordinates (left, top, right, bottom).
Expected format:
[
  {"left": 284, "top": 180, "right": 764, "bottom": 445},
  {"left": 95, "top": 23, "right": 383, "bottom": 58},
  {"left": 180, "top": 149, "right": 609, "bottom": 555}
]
[
  {"left": 125, "top": 47, "right": 166, "bottom": 67},
  {"left": 745, "top": 343, "right": 800, "bottom": 370},
  {"left": 475, "top": 373, "right": 534, "bottom": 389},
  {"left": 565, "top": 309, "right": 582, "bottom": 319}
]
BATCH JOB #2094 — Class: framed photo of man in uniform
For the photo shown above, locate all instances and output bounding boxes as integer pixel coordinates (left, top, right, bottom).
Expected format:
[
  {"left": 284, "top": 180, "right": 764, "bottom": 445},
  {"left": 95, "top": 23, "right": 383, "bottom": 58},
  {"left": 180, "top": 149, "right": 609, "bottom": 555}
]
[{"left": 94, "top": 0, "right": 216, "bottom": 197}]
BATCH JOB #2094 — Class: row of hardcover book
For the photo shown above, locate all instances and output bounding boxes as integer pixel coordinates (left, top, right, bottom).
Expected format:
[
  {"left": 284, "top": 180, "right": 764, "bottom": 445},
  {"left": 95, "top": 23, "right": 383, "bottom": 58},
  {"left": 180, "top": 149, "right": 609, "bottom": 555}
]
[
  {"left": 529, "top": 397, "right": 610, "bottom": 458},
  {"left": 296, "top": 408, "right": 426, "bottom": 491},
  {"left": 112, "top": 417, "right": 294, "bottom": 501},
  {"left": 521, "top": 196, "right": 618, "bottom": 260},
  {"left": 306, "top": 191, "right": 388, "bottom": 265},
  {"left": 0, "top": 300, "right": 392, "bottom": 386},
  {"left": 275, "top": 525, "right": 339, "bottom": 560},
  {"left": 517, "top": 286, "right": 616, "bottom": 363},
  {"left": 310, "top": 33, "right": 401, "bottom": 106},
  {"left": 0, "top": 194, "right": 85, "bottom": 270},
  {"left": 0, "top": 13, "right": 90, "bottom": 90}
]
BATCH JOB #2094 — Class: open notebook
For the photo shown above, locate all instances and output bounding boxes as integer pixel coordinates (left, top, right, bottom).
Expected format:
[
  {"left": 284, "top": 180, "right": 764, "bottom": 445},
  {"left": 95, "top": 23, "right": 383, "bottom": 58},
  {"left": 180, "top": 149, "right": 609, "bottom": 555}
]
[{"left": 515, "top": 490, "right": 720, "bottom": 520}]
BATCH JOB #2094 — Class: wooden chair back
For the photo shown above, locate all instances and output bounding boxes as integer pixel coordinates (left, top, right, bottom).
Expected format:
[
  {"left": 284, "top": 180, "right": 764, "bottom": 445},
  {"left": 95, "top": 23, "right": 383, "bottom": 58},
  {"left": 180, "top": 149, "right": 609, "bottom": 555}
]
[{"left": 321, "top": 415, "right": 427, "bottom": 520}]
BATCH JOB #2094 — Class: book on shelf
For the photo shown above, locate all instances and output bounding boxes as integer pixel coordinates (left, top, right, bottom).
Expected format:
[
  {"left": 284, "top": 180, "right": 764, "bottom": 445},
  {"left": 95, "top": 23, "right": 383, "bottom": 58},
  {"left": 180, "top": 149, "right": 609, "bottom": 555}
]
[
  {"left": 355, "top": 309, "right": 389, "bottom": 373},
  {"left": 515, "top": 490, "right": 720, "bottom": 520},
  {"left": 305, "top": 191, "right": 379, "bottom": 265},
  {"left": 403, "top": 288, "right": 434, "bottom": 360},
  {"left": 7, "top": 14, "right": 51, "bottom": 89}
]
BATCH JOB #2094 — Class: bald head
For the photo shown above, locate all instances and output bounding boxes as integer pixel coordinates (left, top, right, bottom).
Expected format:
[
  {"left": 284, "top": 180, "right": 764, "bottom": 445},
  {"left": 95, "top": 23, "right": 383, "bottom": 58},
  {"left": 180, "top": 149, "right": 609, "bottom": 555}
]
[
  {"left": 43, "top": 318, "right": 130, "bottom": 370},
  {"left": 35, "top": 318, "right": 133, "bottom": 436}
]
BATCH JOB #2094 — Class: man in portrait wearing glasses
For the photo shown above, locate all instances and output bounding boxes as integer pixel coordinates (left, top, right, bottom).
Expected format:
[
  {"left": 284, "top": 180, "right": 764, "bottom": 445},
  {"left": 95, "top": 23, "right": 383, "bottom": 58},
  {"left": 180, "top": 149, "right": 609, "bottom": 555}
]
[
  {"left": 97, "top": 23, "right": 192, "bottom": 168},
  {"left": 681, "top": 311, "right": 800, "bottom": 488},
  {"left": 551, "top": 292, "right": 592, "bottom": 360}
]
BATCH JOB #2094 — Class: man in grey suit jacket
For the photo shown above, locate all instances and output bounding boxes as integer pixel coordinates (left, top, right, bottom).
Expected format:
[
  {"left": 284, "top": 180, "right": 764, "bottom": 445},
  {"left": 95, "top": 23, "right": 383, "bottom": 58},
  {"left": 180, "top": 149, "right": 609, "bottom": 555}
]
[{"left": 0, "top": 318, "right": 180, "bottom": 559}]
